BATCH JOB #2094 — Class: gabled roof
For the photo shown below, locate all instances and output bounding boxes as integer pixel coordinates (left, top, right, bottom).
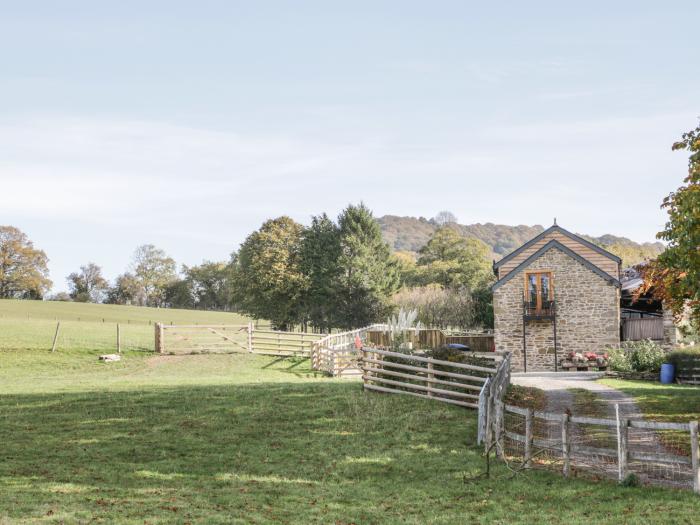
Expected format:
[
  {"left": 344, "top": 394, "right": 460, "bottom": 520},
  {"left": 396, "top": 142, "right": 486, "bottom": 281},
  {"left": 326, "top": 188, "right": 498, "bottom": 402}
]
[
  {"left": 492, "top": 239, "right": 621, "bottom": 290},
  {"left": 493, "top": 224, "right": 622, "bottom": 270}
]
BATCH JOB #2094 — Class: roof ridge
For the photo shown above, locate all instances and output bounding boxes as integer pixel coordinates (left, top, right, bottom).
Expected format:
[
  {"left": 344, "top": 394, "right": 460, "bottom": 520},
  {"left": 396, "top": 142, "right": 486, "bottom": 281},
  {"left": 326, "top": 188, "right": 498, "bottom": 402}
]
[
  {"left": 493, "top": 224, "right": 622, "bottom": 269},
  {"left": 492, "top": 239, "right": 621, "bottom": 290}
]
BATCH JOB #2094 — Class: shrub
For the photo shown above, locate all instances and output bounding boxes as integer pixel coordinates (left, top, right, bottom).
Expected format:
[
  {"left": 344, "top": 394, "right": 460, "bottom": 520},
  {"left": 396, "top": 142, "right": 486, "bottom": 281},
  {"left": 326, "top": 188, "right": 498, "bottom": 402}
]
[
  {"left": 666, "top": 346, "right": 700, "bottom": 376},
  {"left": 608, "top": 339, "right": 666, "bottom": 374},
  {"left": 627, "top": 339, "right": 666, "bottom": 372},
  {"left": 607, "top": 347, "right": 633, "bottom": 373}
]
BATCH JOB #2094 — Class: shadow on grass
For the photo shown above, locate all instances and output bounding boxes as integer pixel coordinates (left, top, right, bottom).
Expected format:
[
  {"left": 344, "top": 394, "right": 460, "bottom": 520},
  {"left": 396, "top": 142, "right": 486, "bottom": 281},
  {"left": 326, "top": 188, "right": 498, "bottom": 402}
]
[{"left": 2, "top": 380, "right": 699, "bottom": 524}]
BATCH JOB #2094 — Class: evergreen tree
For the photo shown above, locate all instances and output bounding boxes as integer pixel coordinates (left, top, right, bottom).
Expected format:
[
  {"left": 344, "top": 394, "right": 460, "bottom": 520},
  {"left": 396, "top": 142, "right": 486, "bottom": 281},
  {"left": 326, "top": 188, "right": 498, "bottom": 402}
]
[
  {"left": 334, "top": 204, "right": 399, "bottom": 329},
  {"left": 299, "top": 214, "right": 341, "bottom": 332}
]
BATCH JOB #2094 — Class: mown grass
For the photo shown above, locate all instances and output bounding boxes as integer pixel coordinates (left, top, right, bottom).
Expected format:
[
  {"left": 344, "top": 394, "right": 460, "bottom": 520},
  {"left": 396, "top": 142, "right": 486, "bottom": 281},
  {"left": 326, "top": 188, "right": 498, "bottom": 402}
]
[
  {"left": 599, "top": 379, "right": 700, "bottom": 423},
  {"left": 0, "top": 299, "right": 251, "bottom": 326},
  {"left": 2, "top": 351, "right": 700, "bottom": 523},
  {"left": 0, "top": 299, "right": 257, "bottom": 354}
]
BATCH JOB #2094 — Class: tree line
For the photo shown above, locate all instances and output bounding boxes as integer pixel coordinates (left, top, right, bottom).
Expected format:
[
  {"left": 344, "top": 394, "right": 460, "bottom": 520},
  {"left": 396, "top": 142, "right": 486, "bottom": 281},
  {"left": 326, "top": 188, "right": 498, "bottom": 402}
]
[{"left": 0, "top": 203, "right": 496, "bottom": 331}]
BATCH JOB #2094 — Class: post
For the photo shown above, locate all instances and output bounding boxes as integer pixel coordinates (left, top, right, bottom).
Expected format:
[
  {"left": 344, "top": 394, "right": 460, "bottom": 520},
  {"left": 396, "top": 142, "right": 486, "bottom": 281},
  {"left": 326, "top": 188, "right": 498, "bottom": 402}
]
[
  {"left": 484, "top": 391, "right": 493, "bottom": 454},
  {"left": 427, "top": 362, "right": 434, "bottom": 397},
  {"left": 155, "top": 323, "right": 163, "bottom": 354},
  {"left": 361, "top": 347, "right": 368, "bottom": 388},
  {"left": 616, "top": 403, "right": 629, "bottom": 482},
  {"left": 525, "top": 408, "right": 534, "bottom": 468},
  {"left": 561, "top": 413, "right": 570, "bottom": 477},
  {"left": 248, "top": 322, "right": 254, "bottom": 353},
  {"left": 51, "top": 322, "right": 61, "bottom": 352},
  {"left": 690, "top": 421, "right": 699, "bottom": 494},
  {"left": 495, "top": 401, "right": 505, "bottom": 457},
  {"left": 117, "top": 323, "right": 121, "bottom": 353}
]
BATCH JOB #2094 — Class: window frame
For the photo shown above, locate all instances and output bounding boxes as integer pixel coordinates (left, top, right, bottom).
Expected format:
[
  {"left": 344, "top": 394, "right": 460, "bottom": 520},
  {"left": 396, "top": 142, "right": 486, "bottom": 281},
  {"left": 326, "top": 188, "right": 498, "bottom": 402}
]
[{"left": 523, "top": 270, "right": 554, "bottom": 312}]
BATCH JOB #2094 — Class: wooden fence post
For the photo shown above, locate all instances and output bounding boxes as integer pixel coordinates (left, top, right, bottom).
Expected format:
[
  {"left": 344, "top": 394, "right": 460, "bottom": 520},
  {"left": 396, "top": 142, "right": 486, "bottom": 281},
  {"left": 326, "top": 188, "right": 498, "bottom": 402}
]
[
  {"left": 361, "top": 347, "right": 367, "bottom": 388},
  {"left": 117, "top": 323, "right": 121, "bottom": 353},
  {"left": 616, "top": 403, "right": 629, "bottom": 482},
  {"left": 496, "top": 400, "right": 505, "bottom": 457},
  {"left": 690, "top": 420, "right": 699, "bottom": 494},
  {"left": 51, "top": 322, "right": 61, "bottom": 353},
  {"left": 248, "top": 322, "right": 254, "bottom": 353},
  {"left": 561, "top": 413, "right": 571, "bottom": 478},
  {"left": 525, "top": 407, "right": 534, "bottom": 468},
  {"left": 427, "top": 362, "right": 434, "bottom": 397},
  {"left": 155, "top": 323, "right": 163, "bottom": 354}
]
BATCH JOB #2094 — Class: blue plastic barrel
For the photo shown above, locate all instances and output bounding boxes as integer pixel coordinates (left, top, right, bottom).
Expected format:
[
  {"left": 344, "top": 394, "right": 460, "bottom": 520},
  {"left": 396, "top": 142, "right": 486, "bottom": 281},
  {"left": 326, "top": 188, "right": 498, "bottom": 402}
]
[{"left": 660, "top": 363, "right": 675, "bottom": 384}]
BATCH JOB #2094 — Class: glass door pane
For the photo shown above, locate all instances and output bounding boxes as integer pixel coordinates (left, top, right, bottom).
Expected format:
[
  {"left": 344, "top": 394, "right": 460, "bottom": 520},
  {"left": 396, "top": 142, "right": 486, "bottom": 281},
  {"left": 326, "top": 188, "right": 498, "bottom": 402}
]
[
  {"left": 527, "top": 274, "right": 538, "bottom": 307},
  {"left": 540, "top": 274, "right": 550, "bottom": 306}
]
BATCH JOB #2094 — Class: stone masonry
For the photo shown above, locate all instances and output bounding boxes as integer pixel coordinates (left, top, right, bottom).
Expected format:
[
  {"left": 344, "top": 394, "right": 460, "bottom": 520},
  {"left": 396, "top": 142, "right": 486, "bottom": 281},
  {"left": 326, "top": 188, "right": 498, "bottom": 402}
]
[{"left": 494, "top": 247, "right": 620, "bottom": 371}]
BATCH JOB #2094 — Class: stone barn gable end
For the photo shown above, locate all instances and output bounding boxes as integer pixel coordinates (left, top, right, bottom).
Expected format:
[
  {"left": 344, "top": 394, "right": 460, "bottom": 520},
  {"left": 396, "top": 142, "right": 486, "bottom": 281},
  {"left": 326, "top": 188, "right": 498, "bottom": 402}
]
[{"left": 492, "top": 225, "right": 621, "bottom": 372}]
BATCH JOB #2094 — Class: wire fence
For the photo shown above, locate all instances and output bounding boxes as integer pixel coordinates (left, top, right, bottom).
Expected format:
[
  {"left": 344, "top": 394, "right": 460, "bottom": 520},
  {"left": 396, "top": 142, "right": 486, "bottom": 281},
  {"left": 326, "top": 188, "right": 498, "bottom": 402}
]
[
  {"left": 0, "top": 318, "right": 154, "bottom": 353},
  {"left": 495, "top": 403, "right": 699, "bottom": 492}
]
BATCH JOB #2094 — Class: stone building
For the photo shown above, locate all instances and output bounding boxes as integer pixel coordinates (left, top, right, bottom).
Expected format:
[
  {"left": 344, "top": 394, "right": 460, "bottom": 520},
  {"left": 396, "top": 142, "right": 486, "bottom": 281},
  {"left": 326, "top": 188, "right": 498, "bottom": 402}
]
[{"left": 492, "top": 223, "right": 622, "bottom": 372}]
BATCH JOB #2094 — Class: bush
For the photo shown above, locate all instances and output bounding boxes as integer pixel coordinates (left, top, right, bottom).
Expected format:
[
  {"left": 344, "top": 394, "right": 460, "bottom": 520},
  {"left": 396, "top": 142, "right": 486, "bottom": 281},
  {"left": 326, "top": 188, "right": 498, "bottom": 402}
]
[
  {"left": 608, "top": 339, "right": 666, "bottom": 374},
  {"left": 607, "top": 347, "right": 633, "bottom": 373},
  {"left": 666, "top": 346, "right": 700, "bottom": 376}
]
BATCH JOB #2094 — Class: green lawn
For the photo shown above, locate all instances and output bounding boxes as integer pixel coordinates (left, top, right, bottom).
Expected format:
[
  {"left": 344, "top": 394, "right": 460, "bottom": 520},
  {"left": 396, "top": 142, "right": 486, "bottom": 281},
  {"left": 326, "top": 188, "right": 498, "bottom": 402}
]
[
  {"left": 0, "top": 299, "right": 251, "bottom": 326},
  {"left": 2, "top": 350, "right": 700, "bottom": 523},
  {"left": 0, "top": 299, "right": 256, "bottom": 354},
  {"left": 599, "top": 379, "right": 700, "bottom": 423}
]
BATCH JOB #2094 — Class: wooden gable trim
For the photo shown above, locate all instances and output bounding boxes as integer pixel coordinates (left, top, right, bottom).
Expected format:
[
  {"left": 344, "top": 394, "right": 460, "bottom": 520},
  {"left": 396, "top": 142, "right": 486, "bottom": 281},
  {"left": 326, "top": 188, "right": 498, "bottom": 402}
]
[
  {"left": 493, "top": 225, "right": 622, "bottom": 270},
  {"left": 492, "top": 239, "right": 621, "bottom": 291}
]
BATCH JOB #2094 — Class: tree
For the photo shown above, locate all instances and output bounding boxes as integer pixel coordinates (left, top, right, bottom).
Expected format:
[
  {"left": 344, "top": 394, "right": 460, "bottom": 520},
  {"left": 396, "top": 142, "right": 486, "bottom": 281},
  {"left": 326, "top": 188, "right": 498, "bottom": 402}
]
[
  {"left": 432, "top": 211, "right": 458, "bottom": 226},
  {"left": 131, "top": 244, "right": 177, "bottom": 307},
  {"left": 333, "top": 204, "right": 400, "bottom": 329},
  {"left": 67, "top": 263, "right": 109, "bottom": 302},
  {"left": 640, "top": 123, "right": 700, "bottom": 329},
  {"left": 416, "top": 227, "right": 493, "bottom": 290},
  {"left": 169, "top": 261, "right": 235, "bottom": 310},
  {"left": 0, "top": 226, "right": 52, "bottom": 299},
  {"left": 105, "top": 273, "right": 143, "bottom": 305},
  {"left": 232, "top": 217, "right": 308, "bottom": 329},
  {"left": 299, "top": 214, "right": 342, "bottom": 332}
]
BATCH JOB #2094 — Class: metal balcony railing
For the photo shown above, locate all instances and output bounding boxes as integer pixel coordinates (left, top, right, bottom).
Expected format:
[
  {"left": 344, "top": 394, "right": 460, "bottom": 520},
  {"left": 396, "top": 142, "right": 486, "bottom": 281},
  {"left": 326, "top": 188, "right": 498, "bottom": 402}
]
[{"left": 523, "top": 300, "right": 555, "bottom": 319}]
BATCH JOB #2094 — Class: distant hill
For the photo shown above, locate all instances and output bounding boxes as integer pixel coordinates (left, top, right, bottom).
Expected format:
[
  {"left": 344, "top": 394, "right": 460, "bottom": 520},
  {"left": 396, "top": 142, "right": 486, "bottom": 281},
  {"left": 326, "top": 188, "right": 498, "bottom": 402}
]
[{"left": 377, "top": 215, "right": 664, "bottom": 266}]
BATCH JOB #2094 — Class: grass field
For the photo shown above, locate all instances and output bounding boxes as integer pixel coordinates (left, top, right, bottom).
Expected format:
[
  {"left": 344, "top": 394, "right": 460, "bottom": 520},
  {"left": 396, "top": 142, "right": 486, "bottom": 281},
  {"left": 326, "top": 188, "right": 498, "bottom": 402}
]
[
  {"left": 0, "top": 299, "right": 254, "bottom": 354},
  {"left": 599, "top": 378, "right": 700, "bottom": 422},
  {"left": 2, "top": 302, "right": 700, "bottom": 523}
]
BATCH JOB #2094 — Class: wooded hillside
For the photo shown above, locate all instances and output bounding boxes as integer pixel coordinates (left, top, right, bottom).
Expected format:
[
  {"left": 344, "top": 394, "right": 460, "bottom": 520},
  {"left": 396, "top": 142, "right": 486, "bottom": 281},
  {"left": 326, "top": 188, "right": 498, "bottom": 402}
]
[{"left": 378, "top": 215, "right": 664, "bottom": 266}]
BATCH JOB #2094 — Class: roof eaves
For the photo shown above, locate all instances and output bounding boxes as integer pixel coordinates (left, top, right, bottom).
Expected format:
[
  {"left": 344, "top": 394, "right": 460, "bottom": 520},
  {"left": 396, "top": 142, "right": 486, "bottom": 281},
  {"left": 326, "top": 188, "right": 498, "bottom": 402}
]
[{"left": 492, "top": 239, "right": 621, "bottom": 291}]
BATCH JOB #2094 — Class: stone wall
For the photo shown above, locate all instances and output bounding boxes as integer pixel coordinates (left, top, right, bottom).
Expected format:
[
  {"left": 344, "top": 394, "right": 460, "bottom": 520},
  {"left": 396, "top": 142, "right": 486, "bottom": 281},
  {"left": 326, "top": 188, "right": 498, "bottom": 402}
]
[{"left": 494, "top": 247, "right": 620, "bottom": 371}]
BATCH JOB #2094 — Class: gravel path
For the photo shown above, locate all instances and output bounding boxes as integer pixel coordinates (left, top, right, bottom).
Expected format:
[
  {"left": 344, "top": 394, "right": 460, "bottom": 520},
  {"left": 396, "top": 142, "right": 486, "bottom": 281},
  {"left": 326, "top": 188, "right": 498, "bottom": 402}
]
[{"left": 511, "top": 373, "right": 689, "bottom": 488}]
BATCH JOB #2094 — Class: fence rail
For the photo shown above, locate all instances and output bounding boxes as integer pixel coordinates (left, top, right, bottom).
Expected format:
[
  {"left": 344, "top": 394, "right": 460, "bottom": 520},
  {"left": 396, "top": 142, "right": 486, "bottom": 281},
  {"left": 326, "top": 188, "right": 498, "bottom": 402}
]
[
  {"left": 366, "top": 328, "right": 494, "bottom": 353},
  {"left": 361, "top": 347, "right": 503, "bottom": 409},
  {"left": 156, "top": 323, "right": 322, "bottom": 356},
  {"left": 491, "top": 401, "right": 700, "bottom": 493}
]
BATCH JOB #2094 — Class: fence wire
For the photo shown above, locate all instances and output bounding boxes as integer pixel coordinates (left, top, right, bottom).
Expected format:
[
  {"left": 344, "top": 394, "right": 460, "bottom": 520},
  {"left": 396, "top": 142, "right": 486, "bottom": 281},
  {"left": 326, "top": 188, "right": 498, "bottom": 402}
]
[{"left": 500, "top": 406, "right": 695, "bottom": 490}]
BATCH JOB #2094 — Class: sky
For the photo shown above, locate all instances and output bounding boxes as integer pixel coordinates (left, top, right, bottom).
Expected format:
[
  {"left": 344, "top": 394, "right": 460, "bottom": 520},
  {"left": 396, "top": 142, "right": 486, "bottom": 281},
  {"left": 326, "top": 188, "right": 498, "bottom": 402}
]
[{"left": 1, "top": 1, "right": 698, "bottom": 293}]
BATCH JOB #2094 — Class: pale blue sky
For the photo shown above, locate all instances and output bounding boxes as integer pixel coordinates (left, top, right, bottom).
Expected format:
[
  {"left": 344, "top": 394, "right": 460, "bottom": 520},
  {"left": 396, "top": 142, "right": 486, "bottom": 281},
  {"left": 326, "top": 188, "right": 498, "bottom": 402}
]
[{"left": 1, "top": 1, "right": 698, "bottom": 292}]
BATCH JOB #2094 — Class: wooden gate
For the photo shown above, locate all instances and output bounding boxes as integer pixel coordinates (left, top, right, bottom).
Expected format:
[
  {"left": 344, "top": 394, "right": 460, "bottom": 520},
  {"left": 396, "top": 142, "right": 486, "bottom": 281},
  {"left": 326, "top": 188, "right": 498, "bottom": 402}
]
[
  {"left": 156, "top": 324, "right": 250, "bottom": 354},
  {"left": 155, "top": 323, "right": 322, "bottom": 356}
]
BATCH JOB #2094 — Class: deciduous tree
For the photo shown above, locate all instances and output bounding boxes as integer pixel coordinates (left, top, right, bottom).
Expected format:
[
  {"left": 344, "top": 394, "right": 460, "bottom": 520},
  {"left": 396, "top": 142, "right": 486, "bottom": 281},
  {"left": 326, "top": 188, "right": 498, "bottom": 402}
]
[
  {"left": 131, "top": 244, "right": 177, "bottom": 307},
  {"left": 0, "top": 226, "right": 52, "bottom": 299},
  {"left": 416, "top": 227, "right": 493, "bottom": 290},
  {"left": 232, "top": 217, "right": 308, "bottom": 329},
  {"left": 640, "top": 123, "right": 700, "bottom": 329},
  {"left": 67, "top": 263, "right": 109, "bottom": 302}
]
